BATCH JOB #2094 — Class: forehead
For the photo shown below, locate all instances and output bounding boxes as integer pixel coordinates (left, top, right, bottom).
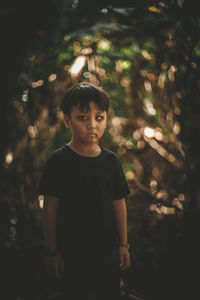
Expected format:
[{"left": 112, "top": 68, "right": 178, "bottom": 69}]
[{"left": 71, "top": 101, "right": 106, "bottom": 113}]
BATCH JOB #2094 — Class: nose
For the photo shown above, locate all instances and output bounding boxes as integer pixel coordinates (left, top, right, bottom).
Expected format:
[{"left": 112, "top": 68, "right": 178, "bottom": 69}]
[{"left": 87, "top": 118, "right": 96, "bottom": 130}]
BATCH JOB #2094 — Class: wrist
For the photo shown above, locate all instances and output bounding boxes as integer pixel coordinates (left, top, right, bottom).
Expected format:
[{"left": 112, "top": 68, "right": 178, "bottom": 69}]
[{"left": 119, "top": 242, "right": 130, "bottom": 250}]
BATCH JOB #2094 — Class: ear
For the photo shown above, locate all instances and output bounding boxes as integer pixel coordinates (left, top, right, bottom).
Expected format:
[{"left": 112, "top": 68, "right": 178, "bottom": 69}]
[{"left": 64, "top": 114, "right": 71, "bottom": 129}]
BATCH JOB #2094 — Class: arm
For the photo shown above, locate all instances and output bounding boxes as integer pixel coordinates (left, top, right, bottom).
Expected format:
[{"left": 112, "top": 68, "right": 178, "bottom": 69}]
[
  {"left": 43, "top": 195, "right": 64, "bottom": 279},
  {"left": 112, "top": 198, "right": 131, "bottom": 271},
  {"left": 43, "top": 195, "right": 59, "bottom": 252}
]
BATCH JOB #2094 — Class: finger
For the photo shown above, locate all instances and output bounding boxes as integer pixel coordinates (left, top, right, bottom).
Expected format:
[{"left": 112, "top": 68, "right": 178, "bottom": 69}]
[
  {"left": 119, "top": 255, "right": 124, "bottom": 268},
  {"left": 127, "top": 256, "right": 131, "bottom": 267},
  {"left": 121, "top": 264, "right": 126, "bottom": 271},
  {"left": 124, "top": 254, "right": 131, "bottom": 269}
]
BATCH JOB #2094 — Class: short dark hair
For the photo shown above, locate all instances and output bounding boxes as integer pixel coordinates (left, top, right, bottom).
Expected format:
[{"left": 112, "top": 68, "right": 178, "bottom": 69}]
[{"left": 60, "top": 82, "right": 110, "bottom": 116}]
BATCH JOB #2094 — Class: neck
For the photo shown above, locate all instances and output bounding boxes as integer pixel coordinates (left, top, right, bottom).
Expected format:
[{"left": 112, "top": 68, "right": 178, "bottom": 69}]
[{"left": 67, "top": 140, "right": 101, "bottom": 156}]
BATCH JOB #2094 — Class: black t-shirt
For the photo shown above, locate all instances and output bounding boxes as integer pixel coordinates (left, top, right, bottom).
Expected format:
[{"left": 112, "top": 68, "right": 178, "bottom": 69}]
[{"left": 37, "top": 143, "right": 129, "bottom": 251}]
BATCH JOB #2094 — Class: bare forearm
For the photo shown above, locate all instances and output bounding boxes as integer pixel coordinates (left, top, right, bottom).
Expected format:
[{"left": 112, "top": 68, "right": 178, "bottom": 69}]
[
  {"left": 112, "top": 198, "right": 128, "bottom": 244},
  {"left": 43, "top": 196, "right": 58, "bottom": 251}
]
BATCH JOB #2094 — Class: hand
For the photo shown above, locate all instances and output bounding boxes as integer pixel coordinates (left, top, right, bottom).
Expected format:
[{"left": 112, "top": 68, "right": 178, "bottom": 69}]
[
  {"left": 45, "top": 252, "right": 64, "bottom": 279},
  {"left": 118, "top": 246, "right": 131, "bottom": 271}
]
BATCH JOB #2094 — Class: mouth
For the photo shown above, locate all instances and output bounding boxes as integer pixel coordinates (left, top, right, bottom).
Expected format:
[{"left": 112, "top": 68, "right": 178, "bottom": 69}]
[{"left": 88, "top": 133, "right": 97, "bottom": 137}]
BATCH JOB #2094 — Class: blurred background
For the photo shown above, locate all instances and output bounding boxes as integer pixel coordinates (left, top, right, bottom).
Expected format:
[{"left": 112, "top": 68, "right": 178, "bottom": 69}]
[{"left": 1, "top": 0, "right": 200, "bottom": 299}]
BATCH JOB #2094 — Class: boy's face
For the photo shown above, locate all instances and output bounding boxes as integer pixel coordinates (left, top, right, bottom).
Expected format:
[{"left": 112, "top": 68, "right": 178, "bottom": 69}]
[{"left": 64, "top": 101, "right": 107, "bottom": 145}]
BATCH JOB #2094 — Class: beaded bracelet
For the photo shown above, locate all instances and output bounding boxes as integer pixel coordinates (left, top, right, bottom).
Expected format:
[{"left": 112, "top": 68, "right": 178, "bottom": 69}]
[{"left": 119, "top": 242, "right": 130, "bottom": 250}]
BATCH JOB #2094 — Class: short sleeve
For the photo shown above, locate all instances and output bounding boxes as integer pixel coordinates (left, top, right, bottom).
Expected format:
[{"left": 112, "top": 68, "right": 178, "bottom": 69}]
[
  {"left": 112, "top": 156, "right": 130, "bottom": 200},
  {"left": 37, "top": 154, "right": 61, "bottom": 198}
]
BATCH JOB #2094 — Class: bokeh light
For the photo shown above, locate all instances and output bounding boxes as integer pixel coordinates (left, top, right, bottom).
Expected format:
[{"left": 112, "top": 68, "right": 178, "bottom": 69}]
[
  {"left": 70, "top": 56, "right": 86, "bottom": 77},
  {"left": 144, "top": 127, "right": 155, "bottom": 138},
  {"left": 5, "top": 152, "right": 14, "bottom": 164}
]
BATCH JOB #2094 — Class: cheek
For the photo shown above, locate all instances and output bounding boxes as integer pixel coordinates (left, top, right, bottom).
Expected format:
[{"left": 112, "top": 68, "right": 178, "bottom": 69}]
[
  {"left": 99, "top": 122, "right": 106, "bottom": 131},
  {"left": 73, "top": 123, "right": 85, "bottom": 133},
  {"left": 102, "top": 120, "right": 107, "bottom": 128}
]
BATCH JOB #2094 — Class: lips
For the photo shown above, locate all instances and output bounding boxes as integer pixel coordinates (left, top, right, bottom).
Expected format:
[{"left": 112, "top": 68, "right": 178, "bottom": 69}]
[{"left": 88, "top": 133, "right": 97, "bottom": 137}]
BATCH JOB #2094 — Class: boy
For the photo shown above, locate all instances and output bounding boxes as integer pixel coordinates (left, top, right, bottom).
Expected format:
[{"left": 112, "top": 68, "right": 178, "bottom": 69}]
[{"left": 37, "top": 82, "right": 131, "bottom": 300}]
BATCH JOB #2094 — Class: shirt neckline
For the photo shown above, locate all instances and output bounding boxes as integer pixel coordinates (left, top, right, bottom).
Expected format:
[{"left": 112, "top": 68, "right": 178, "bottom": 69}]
[{"left": 64, "top": 143, "right": 105, "bottom": 160}]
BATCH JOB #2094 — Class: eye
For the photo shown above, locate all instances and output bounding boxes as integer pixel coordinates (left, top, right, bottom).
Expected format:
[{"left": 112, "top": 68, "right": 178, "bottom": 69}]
[
  {"left": 78, "top": 115, "right": 87, "bottom": 120},
  {"left": 96, "top": 115, "right": 104, "bottom": 121}
]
